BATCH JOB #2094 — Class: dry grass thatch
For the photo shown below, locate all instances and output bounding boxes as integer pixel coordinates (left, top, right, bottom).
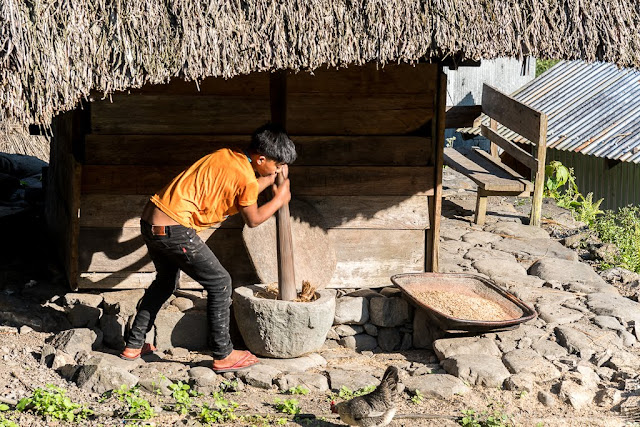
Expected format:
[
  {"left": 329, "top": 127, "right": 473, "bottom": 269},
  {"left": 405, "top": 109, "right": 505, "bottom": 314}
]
[
  {"left": 0, "top": 122, "right": 49, "bottom": 161},
  {"left": 1, "top": 0, "right": 639, "bottom": 126}
]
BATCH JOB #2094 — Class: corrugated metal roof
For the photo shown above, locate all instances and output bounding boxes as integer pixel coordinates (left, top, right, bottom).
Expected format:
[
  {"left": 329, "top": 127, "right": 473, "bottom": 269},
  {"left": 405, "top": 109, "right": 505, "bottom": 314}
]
[{"left": 459, "top": 61, "right": 640, "bottom": 164}]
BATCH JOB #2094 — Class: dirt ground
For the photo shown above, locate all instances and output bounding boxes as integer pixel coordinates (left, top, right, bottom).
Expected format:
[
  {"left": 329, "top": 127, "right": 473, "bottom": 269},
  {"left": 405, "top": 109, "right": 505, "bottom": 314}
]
[{"left": 0, "top": 209, "right": 634, "bottom": 426}]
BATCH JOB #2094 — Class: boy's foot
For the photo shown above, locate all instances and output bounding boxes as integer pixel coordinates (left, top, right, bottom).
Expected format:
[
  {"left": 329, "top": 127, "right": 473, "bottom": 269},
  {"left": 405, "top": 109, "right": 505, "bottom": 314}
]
[
  {"left": 119, "top": 343, "right": 157, "bottom": 361},
  {"left": 212, "top": 350, "right": 259, "bottom": 373}
]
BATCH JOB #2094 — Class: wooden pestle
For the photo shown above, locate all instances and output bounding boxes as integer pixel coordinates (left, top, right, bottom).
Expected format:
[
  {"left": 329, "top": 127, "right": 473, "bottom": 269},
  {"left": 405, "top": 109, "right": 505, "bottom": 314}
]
[{"left": 275, "top": 172, "right": 297, "bottom": 301}]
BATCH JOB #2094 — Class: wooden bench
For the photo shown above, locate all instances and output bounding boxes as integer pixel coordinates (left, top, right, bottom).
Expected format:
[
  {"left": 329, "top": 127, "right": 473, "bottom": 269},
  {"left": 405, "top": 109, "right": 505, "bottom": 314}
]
[{"left": 444, "top": 84, "right": 548, "bottom": 226}]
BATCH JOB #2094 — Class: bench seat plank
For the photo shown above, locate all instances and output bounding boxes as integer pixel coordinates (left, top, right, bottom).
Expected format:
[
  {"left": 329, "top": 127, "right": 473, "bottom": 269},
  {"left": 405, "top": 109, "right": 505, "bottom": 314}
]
[{"left": 443, "top": 147, "right": 531, "bottom": 193}]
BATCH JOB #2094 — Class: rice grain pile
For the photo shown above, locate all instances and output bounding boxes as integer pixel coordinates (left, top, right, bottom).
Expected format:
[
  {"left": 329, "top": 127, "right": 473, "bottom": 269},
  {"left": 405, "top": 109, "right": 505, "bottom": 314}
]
[{"left": 416, "top": 290, "right": 516, "bottom": 321}]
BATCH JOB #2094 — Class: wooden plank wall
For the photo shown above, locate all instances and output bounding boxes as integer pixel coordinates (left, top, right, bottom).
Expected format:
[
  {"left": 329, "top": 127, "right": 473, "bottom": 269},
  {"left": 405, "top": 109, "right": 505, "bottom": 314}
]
[{"left": 76, "top": 63, "right": 439, "bottom": 289}]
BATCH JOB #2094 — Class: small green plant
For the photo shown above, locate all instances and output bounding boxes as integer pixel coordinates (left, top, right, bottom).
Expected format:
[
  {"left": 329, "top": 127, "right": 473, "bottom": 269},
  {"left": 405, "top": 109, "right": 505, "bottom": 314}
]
[
  {"left": 410, "top": 389, "right": 424, "bottom": 405},
  {"left": 16, "top": 384, "right": 93, "bottom": 422},
  {"left": 337, "top": 385, "right": 376, "bottom": 400},
  {"left": 594, "top": 206, "right": 640, "bottom": 273},
  {"left": 0, "top": 416, "right": 18, "bottom": 427},
  {"left": 168, "top": 381, "right": 200, "bottom": 415},
  {"left": 287, "top": 385, "right": 309, "bottom": 395},
  {"left": 218, "top": 379, "right": 239, "bottom": 393},
  {"left": 108, "top": 384, "right": 154, "bottom": 420},
  {"left": 517, "top": 390, "right": 528, "bottom": 399},
  {"left": 274, "top": 398, "right": 301, "bottom": 415},
  {"left": 277, "top": 417, "right": 288, "bottom": 425},
  {"left": 459, "top": 402, "right": 513, "bottom": 427},
  {"left": 197, "top": 390, "right": 239, "bottom": 424}
]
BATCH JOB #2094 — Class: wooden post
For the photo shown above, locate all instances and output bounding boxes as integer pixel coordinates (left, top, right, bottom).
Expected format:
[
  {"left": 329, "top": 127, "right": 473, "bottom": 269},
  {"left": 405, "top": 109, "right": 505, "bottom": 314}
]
[
  {"left": 529, "top": 114, "right": 548, "bottom": 226},
  {"left": 426, "top": 67, "right": 446, "bottom": 272},
  {"left": 270, "top": 71, "right": 297, "bottom": 301}
]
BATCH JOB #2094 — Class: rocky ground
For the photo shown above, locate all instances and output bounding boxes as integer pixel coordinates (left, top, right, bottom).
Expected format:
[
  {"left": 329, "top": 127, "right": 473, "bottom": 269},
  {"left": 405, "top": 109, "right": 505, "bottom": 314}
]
[{"left": 0, "top": 168, "right": 639, "bottom": 426}]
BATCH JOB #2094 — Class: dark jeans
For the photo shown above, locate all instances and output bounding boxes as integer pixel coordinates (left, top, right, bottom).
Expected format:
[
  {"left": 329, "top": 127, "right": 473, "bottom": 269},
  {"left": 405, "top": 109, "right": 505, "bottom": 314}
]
[{"left": 126, "top": 220, "right": 233, "bottom": 359}]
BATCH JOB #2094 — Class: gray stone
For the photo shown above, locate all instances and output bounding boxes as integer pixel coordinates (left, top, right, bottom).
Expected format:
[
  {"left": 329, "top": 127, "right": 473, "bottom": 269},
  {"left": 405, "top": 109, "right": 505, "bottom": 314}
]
[
  {"left": 461, "top": 231, "right": 503, "bottom": 245},
  {"left": 502, "top": 349, "right": 560, "bottom": 381},
  {"left": 188, "top": 366, "right": 217, "bottom": 386},
  {"left": 327, "top": 369, "right": 379, "bottom": 392},
  {"left": 528, "top": 258, "right": 610, "bottom": 288},
  {"left": 51, "top": 350, "right": 75, "bottom": 371},
  {"left": 326, "top": 328, "right": 340, "bottom": 340},
  {"left": 433, "top": 337, "right": 501, "bottom": 360},
  {"left": 485, "top": 222, "right": 550, "bottom": 239},
  {"left": 40, "top": 344, "right": 56, "bottom": 367},
  {"left": 593, "top": 315, "right": 624, "bottom": 331},
  {"left": 339, "top": 334, "right": 378, "bottom": 352},
  {"left": 503, "top": 373, "right": 536, "bottom": 392},
  {"left": 575, "top": 365, "right": 600, "bottom": 388},
  {"left": 442, "top": 354, "right": 510, "bottom": 387},
  {"left": 233, "top": 285, "right": 336, "bottom": 358},
  {"left": 587, "top": 293, "right": 640, "bottom": 324},
  {"left": 257, "top": 353, "right": 326, "bottom": 374},
  {"left": 369, "top": 297, "right": 410, "bottom": 327},
  {"left": 335, "top": 325, "right": 364, "bottom": 337},
  {"left": 605, "top": 350, "right": 640, "bottom": 371},
  {"left": 559, "top": 380, "right": 595, "bottom": 410},
  {"left": 64, "top": 293, "right": 104, "bottom": 308},
  {"left": 279, "top": 373, "right": 329, "bottom": 392},
  {"left": 377, "top": 328, "right": 401, "bottom": 352},
  {"left": 101, "top": 290, "right": 145, "bottom": 316},
  {"left": 19, "top": 325, "right": 33, "bottom": 334},
  {"left": 363, "top": 323, "right": 378, "bottom": 336},
  {"left": 537, "top": 391, "right": 556, "bottom": 407},
  {"left": 619, "top": 330, "right": 637, "bottom": 347},
  {"left": 554, "top": 326, "right": 597, "bottom": 360},
  {"left": 334, "top": 297, "right": 369, "bottom": 325},
  {"left": 510, "top": 286, "right": 576, "bottom": 306},
  {"left": 492, "top": 238, "right": 578, "bottom": 261},
  {"left": 166, "top": 347, "right": 190, "bottom": 359},
  {"left": 67, "top": 304, "right": 102, "bottom": 328},
  {"left": 594, "top": 388, "right": 623, "bottom": 407},
  {"left": 171, "top": 297, "right": 194, "bottom": 312},
  {"left": 135, "top": 366, "right": 173, "bottom": 396},
  {"left": 345, "top": 289, "right": 383, "bottom": 299},
  {"left": 463, "top": 248, "right": 516, "bottom": 262},
  {"left": 412, "top": 310, "right": 445, "bottom": 349},
  {"left": 403, "top": 374, "right": 471, "bottom": 399},
  {"left": 135, "top": 361, "right": 189, "bottom": 383},
  {"left": 237, "top": 364, "right": 281, "bottom": 389},
  {"left": 99, "top": 313, "right": 126, "bottom": 350},
  {"left": 379, "top": 287, "right": 402, "bottom": 298},
  {"left": 155, "top": 310, "right": 209, "bottom": 350},
  {"left": 75, "top": 364, "right": 139, "bottom": 394},
  {"left": 85, "top": 352, "right": 145, "bottom": 372},
  {"left": 472, "top": 258, "right": 527, "bottom": 279},
  {"left": 536, "top": 304, "right": 583, "bottom": 325},
  {"left": 532, "top": 340, "right": 568, "bottom": 361},
  {"left": 564, "top": 280, "right": 617, "bottom": 294},
  {"left": 47, "top": 328, "right": 100, "bottom": 358},
  {"left": 440, "top": 225, "right": 469, "bottom": 241},
  {"left": 562, "top": 232, "right": 590, "bottom": 249},
  {"left": 440, "top": 240, "right": 473, "bottom": 256}
]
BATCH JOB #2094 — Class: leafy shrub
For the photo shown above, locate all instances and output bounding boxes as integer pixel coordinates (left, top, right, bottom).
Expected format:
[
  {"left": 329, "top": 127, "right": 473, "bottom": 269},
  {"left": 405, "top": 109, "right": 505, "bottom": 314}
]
[
  {"left": 274, "top": 398, "right": 301, "bottom": 415},
  {"left": 16, "top": 385, "right": 93, "bottom": 422},
  {"left": 594, "top": 206, "right": 640, "bottom": 273}
]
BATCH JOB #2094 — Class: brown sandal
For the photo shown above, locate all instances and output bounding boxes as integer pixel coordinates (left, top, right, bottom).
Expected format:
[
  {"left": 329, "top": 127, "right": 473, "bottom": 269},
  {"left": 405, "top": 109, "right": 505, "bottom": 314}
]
[
  {"left": 119, "top": 343, "right": 157, "bottom": 361},
  {"left": 212, "top": 351, "right": 259, "bottom": 373}
]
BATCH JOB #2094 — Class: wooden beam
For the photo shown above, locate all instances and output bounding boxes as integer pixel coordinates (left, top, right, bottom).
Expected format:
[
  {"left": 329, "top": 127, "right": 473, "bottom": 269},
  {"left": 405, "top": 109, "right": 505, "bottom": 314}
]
[
  {"left": 81, "top": 165, "right": 436, "bottom": 196},
  {"left": 481, "top": 125, "right": 539, "bottom": 171},
  {"left": 482, "top": 84, "right": 545, "bottom": 144}
]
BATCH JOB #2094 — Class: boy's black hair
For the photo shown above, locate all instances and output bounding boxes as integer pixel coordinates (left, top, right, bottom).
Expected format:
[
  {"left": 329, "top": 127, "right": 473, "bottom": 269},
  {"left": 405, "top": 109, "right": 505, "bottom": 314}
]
[{"left": 250, "top": 123, "right": 297, "bottom": 164}]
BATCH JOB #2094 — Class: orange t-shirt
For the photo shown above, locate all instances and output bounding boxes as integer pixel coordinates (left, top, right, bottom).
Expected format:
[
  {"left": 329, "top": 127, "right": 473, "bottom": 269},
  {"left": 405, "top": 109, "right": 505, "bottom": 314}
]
[{"left": 150, "top": 148, "right": 258, "bottom": 232}]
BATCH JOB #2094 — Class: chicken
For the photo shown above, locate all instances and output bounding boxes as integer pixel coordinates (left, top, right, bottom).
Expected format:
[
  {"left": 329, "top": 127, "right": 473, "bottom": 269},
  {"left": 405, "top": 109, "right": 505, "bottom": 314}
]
[{"left": 331, "top": 366, "right": 399, "bottom": 427}]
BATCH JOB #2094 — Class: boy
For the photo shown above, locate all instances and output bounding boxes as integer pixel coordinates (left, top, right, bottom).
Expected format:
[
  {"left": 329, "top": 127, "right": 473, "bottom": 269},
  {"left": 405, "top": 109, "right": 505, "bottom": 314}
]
[{"left": 120, "top": 123, "right": 296, "bottom": 373}]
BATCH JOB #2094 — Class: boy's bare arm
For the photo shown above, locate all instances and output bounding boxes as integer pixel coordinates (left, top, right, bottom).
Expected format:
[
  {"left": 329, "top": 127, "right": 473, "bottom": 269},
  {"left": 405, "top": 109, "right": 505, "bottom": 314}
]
[{"left": 238, "top": 178, "right": 291, "bottom": 227}]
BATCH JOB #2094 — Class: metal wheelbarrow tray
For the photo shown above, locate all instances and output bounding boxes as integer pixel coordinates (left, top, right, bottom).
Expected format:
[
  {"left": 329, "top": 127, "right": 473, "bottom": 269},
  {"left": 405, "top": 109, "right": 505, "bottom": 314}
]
[{"left": 391, "top": 272, "right": 537, "bottom": 332}]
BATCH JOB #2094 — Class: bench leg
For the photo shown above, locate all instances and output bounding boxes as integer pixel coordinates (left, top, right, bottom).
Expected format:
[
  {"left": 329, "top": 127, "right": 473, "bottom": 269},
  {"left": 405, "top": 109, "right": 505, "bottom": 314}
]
[{"left": 475, "top": 191, "right": 488, "bottom": 226}]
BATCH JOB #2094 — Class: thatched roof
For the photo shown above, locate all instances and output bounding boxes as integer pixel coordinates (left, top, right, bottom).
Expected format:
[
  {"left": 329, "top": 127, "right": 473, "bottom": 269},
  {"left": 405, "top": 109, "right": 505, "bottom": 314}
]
[{"left": 1, "top": 0, "right": 639, "bottom": 126}]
